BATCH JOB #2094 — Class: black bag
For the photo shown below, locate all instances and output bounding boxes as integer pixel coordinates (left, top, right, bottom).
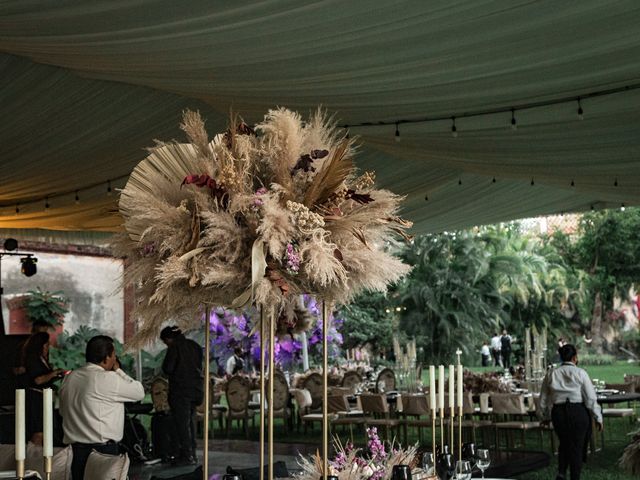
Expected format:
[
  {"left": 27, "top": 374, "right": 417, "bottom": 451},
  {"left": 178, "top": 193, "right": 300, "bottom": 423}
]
[
  {"left": 151, "top": 466, "right": 202, "bottom": 480},
  {"left": 151, "top": 412, "right": 177, "bottom": 459},
  {"left": 227, "top": 461, "right": 290, "bottom": 480},
  {"left": 121, "top": 415, "right": 150, "bottom": 461}
]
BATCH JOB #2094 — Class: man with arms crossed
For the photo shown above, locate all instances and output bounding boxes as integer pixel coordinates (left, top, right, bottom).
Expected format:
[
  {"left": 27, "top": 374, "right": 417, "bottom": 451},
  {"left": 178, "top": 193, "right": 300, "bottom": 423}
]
[{"left": 60, "top": 335, "right": 145, "bottom": 479}]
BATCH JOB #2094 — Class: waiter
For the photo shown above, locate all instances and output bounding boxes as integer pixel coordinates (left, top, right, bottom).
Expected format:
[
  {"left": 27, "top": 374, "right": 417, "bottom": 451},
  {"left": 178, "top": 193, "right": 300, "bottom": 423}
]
[
  {"left": 160, "top": 326, "right": 204, "bottom": 466},
  {"left": 539, "top": 344, "right": 603, "bottom": 480}
]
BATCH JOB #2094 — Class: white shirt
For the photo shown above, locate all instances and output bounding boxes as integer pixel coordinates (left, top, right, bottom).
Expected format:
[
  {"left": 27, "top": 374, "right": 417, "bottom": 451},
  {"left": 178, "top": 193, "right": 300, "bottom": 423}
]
[
  {"left": 481, "top": 345, "right": 490, "bottom": 356},
  {"left": 59, "top": 363, "right": 145, "bottom": 444},
  {"left": 490, "top": 336, "right": 502, "bottom": 351},
  {"left": 225, "top": 355, "right": 238, "bottom": 376},
  {"left": 539, "top": 362, "right": 603, "bottom": 424}
]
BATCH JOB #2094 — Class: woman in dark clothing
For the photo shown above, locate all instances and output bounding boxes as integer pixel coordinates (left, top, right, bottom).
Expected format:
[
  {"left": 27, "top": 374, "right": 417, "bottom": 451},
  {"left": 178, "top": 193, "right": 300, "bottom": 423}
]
[{"left": 22, "top": 332, "right": 63, "bottom": 444}]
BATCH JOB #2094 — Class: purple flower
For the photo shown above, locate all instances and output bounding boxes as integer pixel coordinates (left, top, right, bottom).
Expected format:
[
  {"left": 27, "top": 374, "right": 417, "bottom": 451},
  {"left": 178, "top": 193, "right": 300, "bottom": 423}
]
[
  {"left": 252, "top": 187, "right": 268, "bottom": 207},
  {"left": 285, "top": 242, "right": 301, "bottom": 274}
]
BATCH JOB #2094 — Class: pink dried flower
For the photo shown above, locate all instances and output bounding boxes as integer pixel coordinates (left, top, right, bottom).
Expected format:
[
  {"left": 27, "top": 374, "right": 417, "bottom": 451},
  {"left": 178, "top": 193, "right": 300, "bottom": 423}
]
[{"left": 285, "top": 242, "right": 301, "bottom": 274}]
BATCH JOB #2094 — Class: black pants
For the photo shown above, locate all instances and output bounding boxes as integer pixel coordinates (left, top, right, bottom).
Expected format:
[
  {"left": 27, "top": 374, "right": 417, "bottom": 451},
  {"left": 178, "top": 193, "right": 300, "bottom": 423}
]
[
  {"left": 502, "top": 349, "right": 511, "bottom": 369},
  {"left": 169, "top": 393, "right": 200, "bottom": 458},
  {"left": 492, "top": 350, "right": 501, "bottom": 366},
  {"left": 551, "top": 402, "right": 591, "bottom": 480},
  {"left": 481, "top": 354, "right": 490, "bottom": 367},
  {"left": 71, "top": 441, "right": 119, "bottom": 480}
]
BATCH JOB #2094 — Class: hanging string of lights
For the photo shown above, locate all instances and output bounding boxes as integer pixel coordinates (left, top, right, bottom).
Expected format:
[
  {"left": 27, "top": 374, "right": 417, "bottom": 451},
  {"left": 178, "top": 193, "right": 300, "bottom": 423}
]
[
  {"left": 3, "top": 174, "right": 130, "bottom": 216},
  {"left": 343, "top": 81, "right": 640, "bottom": 140}
]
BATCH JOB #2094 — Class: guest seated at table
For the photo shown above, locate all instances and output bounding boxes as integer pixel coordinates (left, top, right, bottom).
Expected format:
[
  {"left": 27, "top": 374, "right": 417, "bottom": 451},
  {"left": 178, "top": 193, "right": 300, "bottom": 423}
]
[
  {"left": 23, "top": 332, "right": 65, "bottom": 445},
  {"left": 160, "top": 326, "right": 204, "bottom": 466},
  {"left": 540, "top": 344, "right": 603, "bottom": 480},
  {"left": 60, "top": 335, "right": 145, "bottom": 480}
]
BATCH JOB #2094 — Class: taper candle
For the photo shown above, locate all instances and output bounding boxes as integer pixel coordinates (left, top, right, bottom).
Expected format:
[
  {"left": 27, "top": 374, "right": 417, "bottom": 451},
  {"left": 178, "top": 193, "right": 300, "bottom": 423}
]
[
  {"left": 448, "top": 365, "right": 455, "bottom": 409},
  {"left": 457, "top": 364, "right": 463, "bottom": 408},
  {"left": 43, "top": 388, "right": 53, "bottom": 458},
  {"left": 438, "top": 365, "right": 445, "bottom": 412},
  {"left": 15, "top": 389, "right": 25, "bottom": 461},
  {"left": 429, "top": 366, "right": 436, "bottom": 410}
]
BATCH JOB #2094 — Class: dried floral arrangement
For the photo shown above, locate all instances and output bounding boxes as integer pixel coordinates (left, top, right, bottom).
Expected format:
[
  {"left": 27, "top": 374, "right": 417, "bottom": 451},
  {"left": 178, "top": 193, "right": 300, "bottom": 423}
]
[
  {"left": 296, "top": 428, "right": 418, "bottom": 480},
  {"left": 619, "top": 428, "right": 640, "bottom": 476},
  {"left": 113, "top": 108, "right": 412, "bottom": 345}
]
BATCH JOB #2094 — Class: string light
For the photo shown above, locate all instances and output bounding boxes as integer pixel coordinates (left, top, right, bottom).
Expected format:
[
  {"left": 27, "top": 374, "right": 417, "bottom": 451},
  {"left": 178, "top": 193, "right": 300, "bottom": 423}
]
[
  {"left": 451, "top": 117, "right": 458, "bottom": 138},
  {"left": 510, "top": 109, "right": 517, "bottom": 131},
  {"left": 424, "top": 194, "right": 429, "bottom": 201},
  {"left": 614, "top": 178, "right": 618, "bottom": 187},
  {"left": 492, "top": 177, "right": 496, "bottom": 183},
  {"left": 15, "top": 204, "right": 19, "bottom": 216},
  {"left": 530, "top": 178, "right": 535, "bottom": 186},
  {"left": 75, "top": 191, "right": 80, "bottom": 205},
  {"left": 590, "top": 204, "right": 595, "bottom": 211},
  {"left": 621, "top": 203, "right": 626, "bottom": 211},
  {"left": 395, "top": 123, "right": 400, "bottom": 142},
  {"left": 577, "top": 98, "right": 584, "bottom": 120},
  {"left": 571, "top": 179, "right": 575, "bottom": 187},
  {"left": 458, "top": 178, "right": 462, "bottom": 186},
  {"left": 44, "top": 197, "right": 50, "bottom": 211},
  {"left": 107, "top": 180, "right": 113, "bottom": 196}
]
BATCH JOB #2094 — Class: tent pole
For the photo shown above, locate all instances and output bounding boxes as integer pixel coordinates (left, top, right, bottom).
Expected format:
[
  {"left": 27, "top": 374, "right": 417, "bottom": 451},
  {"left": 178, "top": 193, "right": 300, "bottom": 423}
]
[
  {"left": 260, "top": 306, "right": 265, "bottom": 480},
  {"left": 268, "top": 306, "right": 275, "bottom": 480},
  {"left": 203, "top": 307, "right": 210, "bottom": 480},
  {"left": 322, "top": 301, "right": 329, "bottom": 480}
]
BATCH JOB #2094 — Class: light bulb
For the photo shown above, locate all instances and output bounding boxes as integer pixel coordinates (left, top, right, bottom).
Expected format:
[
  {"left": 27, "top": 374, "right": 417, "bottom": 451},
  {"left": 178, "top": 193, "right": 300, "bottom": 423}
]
[{"left": 395, "top": 123, "right": 401, "bottom": 143}]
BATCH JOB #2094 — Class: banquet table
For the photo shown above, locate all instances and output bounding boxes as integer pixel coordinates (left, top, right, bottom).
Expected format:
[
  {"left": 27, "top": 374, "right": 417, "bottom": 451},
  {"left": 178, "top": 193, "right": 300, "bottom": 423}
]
[{"left": 596, "top": 392, "right": 640, "bottom": 405}]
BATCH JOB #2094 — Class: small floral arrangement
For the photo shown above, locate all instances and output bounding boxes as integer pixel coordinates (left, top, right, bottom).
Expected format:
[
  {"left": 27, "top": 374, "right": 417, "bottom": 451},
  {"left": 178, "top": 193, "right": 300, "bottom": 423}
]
[{"left": 296, "top": 428, "right": 418, "bottom": 480}]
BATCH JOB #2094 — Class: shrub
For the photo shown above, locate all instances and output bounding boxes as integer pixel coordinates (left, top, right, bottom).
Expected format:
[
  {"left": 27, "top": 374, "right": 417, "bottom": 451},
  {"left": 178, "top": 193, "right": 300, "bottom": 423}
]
[{"left": 578, "top": 353, "right": 616, "bottom": 365}]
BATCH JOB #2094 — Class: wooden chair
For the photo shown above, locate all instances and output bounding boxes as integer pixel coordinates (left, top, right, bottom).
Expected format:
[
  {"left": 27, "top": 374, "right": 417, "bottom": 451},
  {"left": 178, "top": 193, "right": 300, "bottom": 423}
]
[
  {"left": 328, "top": 394, "right": 365, "bottom": 441},
  {"left": 376, "top": 368, "right": 396, "bottom": 393},
  {"left": 491, "top": 393, "right": 541, "bottom": 450},
  {"left": 225, "top": 375, "right": 253, "bottom": 438},
  {"left": 266, "top": 371, "right": 292, "bottom": 433},
  {"left": 302, "top": 372, "right": 324, "bottom": 411},
  {"left": 342, "top": 370, "right": 363, "bottom": 393},
  {"left": 292, "top": 388, "right": 322, "bottom": 432},
  {"left": 398, "top": 393, "right": 432, "bottom": 444},
  {"left": 360, "top": 393, "right": 401, "bottom": 441}
]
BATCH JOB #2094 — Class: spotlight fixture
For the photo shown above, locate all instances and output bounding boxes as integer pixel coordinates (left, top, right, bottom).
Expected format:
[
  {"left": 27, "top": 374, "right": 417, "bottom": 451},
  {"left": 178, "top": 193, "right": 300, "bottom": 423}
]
[
  {"left": 577, "top": 98, "right": 584, "bottom": 120},
  {"left": 395, "top": 123, "right": 400, "bottom": 142},
  {"left": 510, "top": 109, "right": 517, "bottom": 131},
  {"left": 3, "top": 238, "right": 18, "bottom": 251},
  {"left": 451, "top": 117, "right": 458, "bottom": 138},
  {"left": 20, "top": 256, "right": 37, "bottom": 277}
]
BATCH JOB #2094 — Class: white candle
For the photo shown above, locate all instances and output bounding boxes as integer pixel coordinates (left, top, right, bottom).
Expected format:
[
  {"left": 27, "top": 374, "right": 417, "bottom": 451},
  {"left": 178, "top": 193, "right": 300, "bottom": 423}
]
[
  {"left": 429, "top": 366, "right": 436, "bottom": 411},
  {"left": 438, "top": 365, "right": 445, "bottom": 412},
  {"left": 15, "top": 389, "right": 25, "bottom": 461},
  {"left": 457, "top": 364, "right": 463, "bottom": 409},
  {"left": 448, "top": 365, "right": 455, "bottom": 409},
  {"left": 43, "top": 388, "right": 53, "bottom": 458}
]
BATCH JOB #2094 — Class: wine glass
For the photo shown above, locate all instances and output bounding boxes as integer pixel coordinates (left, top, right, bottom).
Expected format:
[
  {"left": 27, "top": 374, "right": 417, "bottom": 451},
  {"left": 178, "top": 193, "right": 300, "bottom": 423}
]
[
  {"left": 422, "top": 452, "right": 435, "bottom": 475},
  {"left": 454, "top": 460, "right": 472, "bottom": 480},
  {"left": 476, "top": 449, "right": 491, "bottom": 479}
]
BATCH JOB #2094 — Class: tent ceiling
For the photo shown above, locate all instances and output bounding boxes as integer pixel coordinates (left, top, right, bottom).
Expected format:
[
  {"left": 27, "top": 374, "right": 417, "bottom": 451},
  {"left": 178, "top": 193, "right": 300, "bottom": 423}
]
[{"left": 1, "top": 0, "right": 639, "bottom": 235}]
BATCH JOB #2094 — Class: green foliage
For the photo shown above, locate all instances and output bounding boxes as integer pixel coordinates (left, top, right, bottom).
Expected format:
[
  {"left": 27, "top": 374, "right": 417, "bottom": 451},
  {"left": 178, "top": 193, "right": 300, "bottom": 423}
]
[
  {"left": 577, "top": 353, "right": 616, "bottom": 365},
  {"left": 338, "top": 291, "right": 395, "bottom": 356},
  {"left": 23, "top": 287, "right": 70, "bottom": 327}
]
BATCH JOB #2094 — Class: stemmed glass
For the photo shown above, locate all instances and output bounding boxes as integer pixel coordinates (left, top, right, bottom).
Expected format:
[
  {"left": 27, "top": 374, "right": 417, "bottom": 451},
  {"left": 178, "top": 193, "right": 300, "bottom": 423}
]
[
  {"left": 454, "top": 460, "right": 472, "bottom": 480},
  {"left": 422, "top": 452, "right": 436, "bottom": 475},
  {"left": 476, "top": 449, "right": 491, "bottom": 479}
]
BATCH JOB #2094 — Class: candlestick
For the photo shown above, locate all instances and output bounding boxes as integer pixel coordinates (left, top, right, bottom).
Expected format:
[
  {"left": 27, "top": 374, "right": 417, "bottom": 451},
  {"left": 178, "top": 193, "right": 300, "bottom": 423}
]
[
  {"left": 429, "top": 366, "right": 436, "bottom": 412},
  {"left": 15, "top": 389, "right": 25, "bottom": 480},
  {"left": 455, "top": 348, "right": 462, "bottom": 365}
]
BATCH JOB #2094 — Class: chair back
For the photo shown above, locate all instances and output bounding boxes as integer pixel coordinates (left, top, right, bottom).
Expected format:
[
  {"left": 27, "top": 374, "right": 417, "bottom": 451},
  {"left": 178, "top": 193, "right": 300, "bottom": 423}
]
[
  {"left": 401, "top": 394, "right": 430, "bottom": 416},
  {"left": 491, "top": 393, "right": 527, "bottom": 415},
  {"left": 150, "top": 377, "right": 170, "bottom": 413},
  {"left": 268, "top": 371, "right": 290, "bottom": 411},
  {"left": 302, "top": 372, "right": 324, "bottom": 409},
  {"left": 479, "top": 393, "right": 490, "bottom": 414},
  {"left": 376, "top": 368, "right": 396, "bottom": 393},
  {"left": 606, "top": 382, "right": 634, "bottom": 393},
  {"left": 327, "top": 395, "right": 350, "bottom": 414},
  {"left": 624, "top": 374, "right": 640, "bottom": 393},
  {"left": 226, "top": 375, "right": 251, "bottom": 413},
  {"left": 360, "top": 393, "right": 389, "bottom": 414},
  {"left": 342, "top": 370, "right": 363, "bottom": 391},
  {"left": 330, "top": 387, "right": 353, "bottom": 397},
  {"left": 291, "top": 388, "right": 313, "bottom": 417}
]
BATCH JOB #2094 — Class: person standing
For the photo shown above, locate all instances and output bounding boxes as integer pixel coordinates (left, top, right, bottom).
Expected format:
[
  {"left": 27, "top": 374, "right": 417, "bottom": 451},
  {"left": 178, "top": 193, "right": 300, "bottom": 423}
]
[
  {"left": 500, "top": 329, "right": 513, "bottom": 369},
  {"left": 160, "top": 326, "right": 204, "bottom": 465},
  {"left": 60, "top": 335, "right": 144, "bottom": 480},
  {"left": 480, "top": 341, "right": 491, "bottom": 367},
  {"left": 225, "top": 346, "right": 245, "bottom": 376},
  {"left": 490, "top": 332, "right": 502, "bottom": 367},
  {"left": 540, "top": 344, "right": 603, "bottom": 480}
]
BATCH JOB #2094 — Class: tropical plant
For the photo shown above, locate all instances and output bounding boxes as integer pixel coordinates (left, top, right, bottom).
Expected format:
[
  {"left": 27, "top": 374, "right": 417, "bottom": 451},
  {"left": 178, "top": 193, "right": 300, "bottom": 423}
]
[{"left": 23, "top": 288, "right": 70, "bottom": 327}]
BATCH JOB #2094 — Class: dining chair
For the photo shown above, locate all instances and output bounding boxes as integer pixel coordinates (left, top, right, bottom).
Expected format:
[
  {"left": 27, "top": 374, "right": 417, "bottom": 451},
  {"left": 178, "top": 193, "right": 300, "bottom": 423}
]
[
  {"left": 360, "top": 393, "right": 401, "bottom": 441},
  {"left": 490, "top": 393, "right": 541, "bottom": 450},
  {"left": 225, "top": 375, "right": 253, "bottom": 438}
]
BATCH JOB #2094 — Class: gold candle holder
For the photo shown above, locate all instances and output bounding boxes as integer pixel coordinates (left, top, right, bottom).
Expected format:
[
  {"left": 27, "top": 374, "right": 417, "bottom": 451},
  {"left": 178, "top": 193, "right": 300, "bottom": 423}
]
[
  {"left": 431, "top": 412, "right": 436, "bottom": 465},
  {"left": 449, "top": 407, "right": 454, "bottom": 447},
  {"left": 16, "top": 459, "right": 25, "bottom": 480},
  {"left": 439, "top": 408, "right": 444, "bottom": 448},
  {"left": 259, "top": 307, "right": 266, "bottom": 480},
  {"left": 458, "top": 405, "right": 463, "bottom": 466},
  {"left": 44, "top": 456, "right": 52, "bottom": 480},
  {"left": 203, "top": 306, "right": 211, "bottom": 480}
]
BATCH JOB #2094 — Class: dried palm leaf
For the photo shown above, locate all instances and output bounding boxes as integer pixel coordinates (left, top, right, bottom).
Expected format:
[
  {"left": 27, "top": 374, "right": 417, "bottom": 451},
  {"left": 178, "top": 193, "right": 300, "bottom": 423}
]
[{"left": 303, "top": 139, "right": 354, "bottom": 208}]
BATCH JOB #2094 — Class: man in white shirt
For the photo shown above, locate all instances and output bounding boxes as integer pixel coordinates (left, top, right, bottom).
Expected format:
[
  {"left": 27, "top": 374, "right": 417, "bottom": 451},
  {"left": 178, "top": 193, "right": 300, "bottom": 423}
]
[
  {"left": 480, "top": 341, "right": 491, "bottom": 367},
  {"left": 539, "top": 344, "right": 603, "bottom": 480},
  {"left": 490, "top": 332, "right": 502, "bottom": 367},
  {"left": 225, "top": 346, "right": 245, "bottom": 376},
  {"left": 60, "top": 335, "right": 145, "bottom": 480}
]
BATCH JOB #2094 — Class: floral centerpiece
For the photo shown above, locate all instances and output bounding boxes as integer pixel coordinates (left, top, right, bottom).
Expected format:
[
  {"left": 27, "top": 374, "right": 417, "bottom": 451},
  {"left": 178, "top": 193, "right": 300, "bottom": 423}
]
[
  {"left": 297, "top": 428, "right": 418, "bottom": 480},
  {"left": 114, "top": 108, "right": 412, "bottom": 345}
]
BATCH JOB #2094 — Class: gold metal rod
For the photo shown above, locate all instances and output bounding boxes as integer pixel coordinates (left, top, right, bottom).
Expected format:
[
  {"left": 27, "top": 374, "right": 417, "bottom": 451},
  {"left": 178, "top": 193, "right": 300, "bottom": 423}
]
[
  {"left": 44, "top": 456, "right": 52, "bottom": 480},
  {"left": 458, "top": 406, "right": 463, "bottom": 465},
  {"left": 203, "top": 306, "right": 211, "bottom": 480},
  {"left": 439, "top": 409, "right": 444, "bottom": 448},
  {"left": 16, "top": 459, "right": 24, "bottom": 480},
  {"left": 268, "top": 306, "right": 275, "bottom": 480},
  {"left": 259, "top": 306, "right": 266, "bottom": 480},
  {"left": 431, "top": 414, "right": 436, "bottom": 465},
  {"left": 322, "top": 301, "right": 329, "bottom": 480}
]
